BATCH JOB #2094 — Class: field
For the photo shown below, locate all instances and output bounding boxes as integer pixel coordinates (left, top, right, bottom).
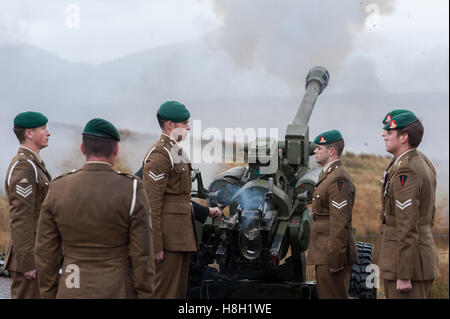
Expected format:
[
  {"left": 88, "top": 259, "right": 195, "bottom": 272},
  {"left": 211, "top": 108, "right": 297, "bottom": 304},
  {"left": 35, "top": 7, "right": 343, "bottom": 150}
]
[{"left": 0, "top": 152, "right": 448, "bottom": 298}]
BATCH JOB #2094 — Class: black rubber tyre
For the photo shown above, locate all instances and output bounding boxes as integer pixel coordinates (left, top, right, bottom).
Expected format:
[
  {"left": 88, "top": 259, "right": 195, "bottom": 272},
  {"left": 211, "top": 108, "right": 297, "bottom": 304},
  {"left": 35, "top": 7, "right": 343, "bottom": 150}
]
[{"left": 348, "top": 242, "right": 377, "bottom": 299}]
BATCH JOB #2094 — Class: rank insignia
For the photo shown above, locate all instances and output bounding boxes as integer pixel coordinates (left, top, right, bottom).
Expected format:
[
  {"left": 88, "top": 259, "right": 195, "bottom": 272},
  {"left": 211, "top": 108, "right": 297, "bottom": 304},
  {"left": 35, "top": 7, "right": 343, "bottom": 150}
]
[
  {"left": 337, "top": 181, "right": 343, "bottom": 191},
  {"left": 399, "top": 175, "right": 407, "bottom": 186}
]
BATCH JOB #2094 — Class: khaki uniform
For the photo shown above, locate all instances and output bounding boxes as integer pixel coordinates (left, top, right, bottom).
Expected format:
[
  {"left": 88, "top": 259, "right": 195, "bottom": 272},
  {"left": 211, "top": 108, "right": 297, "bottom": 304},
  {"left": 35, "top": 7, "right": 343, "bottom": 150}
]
[
  {"left": 307, "top": 160, "right": 357, "bottom": 299},
  {"left": 35, "top": 162, "right": 155, "bottom": 299},
  {"left": 3, "top": 147, "right": 51, "bottom": 299},
  {"left": 142, "top": 134, "right": 198, "bottom": 299},
  {"left": 373, "top": 149, "right": 439, "bottom": 299}
]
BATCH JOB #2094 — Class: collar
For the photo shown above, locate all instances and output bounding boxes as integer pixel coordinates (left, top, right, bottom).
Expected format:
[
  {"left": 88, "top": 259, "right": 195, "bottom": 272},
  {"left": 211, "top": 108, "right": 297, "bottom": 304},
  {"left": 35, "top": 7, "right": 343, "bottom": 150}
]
[
  {"left": 19, "top": 146, "right": 42, "bottom": 163},
  {"left": 161, "top": 133, "right": 181, "bottom": 145},
  {"left": 82, "top": 161, "right": 115, "bottom": 171},
  {"left": 394, "top": 148, "right": 416, "bottom": 167},
  {"left": 322, "top": 159, "right": 341, "bottom": 173}
]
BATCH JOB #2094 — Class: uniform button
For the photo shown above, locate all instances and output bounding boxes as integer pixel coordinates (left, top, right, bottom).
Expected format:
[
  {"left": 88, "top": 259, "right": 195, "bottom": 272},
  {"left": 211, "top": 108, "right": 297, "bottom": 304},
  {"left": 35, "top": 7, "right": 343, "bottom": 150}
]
[{"left": 317, "top": 195, "right": 320, "bottom": 198}]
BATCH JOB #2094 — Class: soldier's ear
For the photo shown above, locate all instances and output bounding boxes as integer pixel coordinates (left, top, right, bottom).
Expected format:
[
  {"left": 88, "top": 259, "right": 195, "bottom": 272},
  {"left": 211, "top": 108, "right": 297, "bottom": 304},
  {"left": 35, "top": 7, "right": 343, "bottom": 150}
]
[
  {"left": 80, "top": 143, "right": 86, "bottom": 156},
  {"left": 113, "top": 143, "right": 119, "bottom": 157}
]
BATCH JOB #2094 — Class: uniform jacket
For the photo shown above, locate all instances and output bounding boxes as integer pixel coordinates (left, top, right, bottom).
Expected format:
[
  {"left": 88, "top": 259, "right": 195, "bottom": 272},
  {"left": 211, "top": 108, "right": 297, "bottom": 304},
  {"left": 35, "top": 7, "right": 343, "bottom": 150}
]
[
  {"left": 35, "top": 162, "right": 155, "bottom": 299},
  {"left": 142, "top": 134, "right": 198, "bottom": 253},
  {"left": 133, "top": 167, "right": 210, "bottom": 223},
  {"left": 307, "top": 160, "right": 357, "bottom": 268},
  {"left": 3, "top": 147, "right": 51, "bottom": 272},
  {"left": 373, "top": 149, "right": 439, "bottom": 281}
]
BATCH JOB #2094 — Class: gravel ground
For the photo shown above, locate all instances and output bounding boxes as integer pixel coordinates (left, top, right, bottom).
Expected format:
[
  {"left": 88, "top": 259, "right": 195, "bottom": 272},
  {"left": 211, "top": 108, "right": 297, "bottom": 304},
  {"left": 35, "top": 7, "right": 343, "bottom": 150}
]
[{"left": 0, "top": 277, "right": 11, "bottom": 299}]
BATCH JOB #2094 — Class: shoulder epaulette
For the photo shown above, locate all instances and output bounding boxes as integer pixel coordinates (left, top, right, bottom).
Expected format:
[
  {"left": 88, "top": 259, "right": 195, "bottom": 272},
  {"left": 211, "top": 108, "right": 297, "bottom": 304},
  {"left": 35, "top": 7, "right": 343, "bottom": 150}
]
[{"left": 53, "top": 169, "right": 78, "bottom": 181}]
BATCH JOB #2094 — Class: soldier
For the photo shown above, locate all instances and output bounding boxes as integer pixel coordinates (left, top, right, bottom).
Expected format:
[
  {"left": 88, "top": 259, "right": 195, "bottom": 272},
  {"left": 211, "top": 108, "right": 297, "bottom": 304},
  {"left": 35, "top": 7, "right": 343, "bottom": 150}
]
[
  {"left": 373, "top": 111, "right": 439, "bottom": 299},
  {"left": 142, "top": 101, "right": 220, "bottom": 299},
  {"left": 35, "top": 118, "right": 155, "bottom": 298},
  {"left": 383, "top": 110, "right": 436, "bottom": 177},
  {"left": 307, "top": 130, "right": 357, "bottom": 299},
  {"left": 2, "top": 111, "right": 51, "bottom": 299}
]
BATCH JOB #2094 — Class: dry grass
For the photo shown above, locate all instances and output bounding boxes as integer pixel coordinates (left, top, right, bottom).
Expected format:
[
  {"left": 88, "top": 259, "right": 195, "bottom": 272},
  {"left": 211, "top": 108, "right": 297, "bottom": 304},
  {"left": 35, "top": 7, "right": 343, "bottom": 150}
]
[{"left": 0, "top": 195, "right": 9, "bottom": 252}]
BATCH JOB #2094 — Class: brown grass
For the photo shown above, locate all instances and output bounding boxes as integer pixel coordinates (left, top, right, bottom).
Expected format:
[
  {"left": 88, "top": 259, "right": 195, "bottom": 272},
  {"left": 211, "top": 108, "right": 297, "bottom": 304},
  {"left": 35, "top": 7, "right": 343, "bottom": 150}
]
[{"left": 0, "top": 195, "right": 9, "bottom": 252}]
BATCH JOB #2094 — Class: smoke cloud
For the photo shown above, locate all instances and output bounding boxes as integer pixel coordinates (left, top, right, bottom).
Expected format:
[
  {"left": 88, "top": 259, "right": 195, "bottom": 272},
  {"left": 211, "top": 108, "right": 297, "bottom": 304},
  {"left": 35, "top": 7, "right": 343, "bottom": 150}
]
[{"left": 208, "top": 0, "right": 395, "bottom": 89}]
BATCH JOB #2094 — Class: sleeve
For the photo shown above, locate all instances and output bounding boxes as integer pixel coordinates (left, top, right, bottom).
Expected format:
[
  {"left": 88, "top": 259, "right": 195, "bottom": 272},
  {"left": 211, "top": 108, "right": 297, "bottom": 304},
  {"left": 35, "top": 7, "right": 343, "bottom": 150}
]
[
  {"left": 128, "top": 180, "right": 155, "bottom": 298},
  {"left": 191, "top": 201, "right": 210, "bottom": 224},
  {"left": 35, "top": 185, "right": 61, "bottom": 299},
  {"left": 326, "top": 177, "right": 354, "bottom": 269},
  {"left": 8, "top": 160, "right": 38, "bottom": 272},
  {"left": 142, "top": 148, "right": 172, "bottom": 252},
  {"left": 393, "top": 166, "right": 422, "bottom": 280}
]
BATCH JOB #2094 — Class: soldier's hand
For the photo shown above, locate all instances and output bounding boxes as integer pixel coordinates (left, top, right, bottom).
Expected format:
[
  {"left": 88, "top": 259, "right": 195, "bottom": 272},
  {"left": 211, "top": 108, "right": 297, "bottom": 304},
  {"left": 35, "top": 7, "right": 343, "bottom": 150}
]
[
  {"left": 154, "top": 250, "right": 164, "bottom": 263},
  {"left": 24, "top": 269, "right": 37, "bottom": 280},
  {"left": 397, "top": 279, "right": 412, "bottom": 293},
  {"left": 328, "top": 266, "right": 344, "bottom": 273},
  {"left": 209, "top": 207, "right": 222, "bottom": 218}
]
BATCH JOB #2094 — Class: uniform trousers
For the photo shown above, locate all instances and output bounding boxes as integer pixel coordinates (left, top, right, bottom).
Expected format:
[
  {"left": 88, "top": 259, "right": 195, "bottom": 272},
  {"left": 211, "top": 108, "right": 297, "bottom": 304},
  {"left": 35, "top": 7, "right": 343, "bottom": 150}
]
[
  {"left": 10, "top": 271, "right": 41, "bottom": 299},
  {"left": 383, "top": 279, "right": 433, "bottom": 299},
  {"left": 154, "top": 250, "right": 190, "bottom": 299},
  {"left": 315, "top": 264, "right": 352, "bottom": 299}
]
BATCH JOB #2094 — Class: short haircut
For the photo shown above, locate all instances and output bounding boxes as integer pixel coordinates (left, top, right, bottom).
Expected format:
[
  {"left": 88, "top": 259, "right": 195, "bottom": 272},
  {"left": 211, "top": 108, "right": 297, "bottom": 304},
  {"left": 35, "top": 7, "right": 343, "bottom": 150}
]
[
  {"left": 396, "top": 120, "right": 424, "bottom": 148},
  {"left": 157, "top": 113, "right": 168, "bottom": 130},
  {"left": 13, "top": 127, "right": 27, "bottom": 143},
  {"left": 82, "top": 134, "right": 117, "bottom": 158},
  {"left": 326, "top": 139, "right": 345, "bottom": 157}
]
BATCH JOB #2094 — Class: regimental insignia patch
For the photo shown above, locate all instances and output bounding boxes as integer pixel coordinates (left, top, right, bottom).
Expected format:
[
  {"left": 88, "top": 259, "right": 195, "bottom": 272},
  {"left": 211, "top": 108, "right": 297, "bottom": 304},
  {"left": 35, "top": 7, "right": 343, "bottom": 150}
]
[
  {"left": 386, "top": 114, "right": 392, "bottom": 122},
  {"left": 399, "top": 175, "right": 408, "bottom": 186},
  {"left": 16, "top": 185, "right": 32, "bottom": 198},
  {"left": 320, "top": 136, "right": 326, "bottom": 143},
  {"left": 337, "top": 181, "right": 343, "bottom": 191},
  {"left": 389, "top": 120, "right": 397, "bottom": 129}
]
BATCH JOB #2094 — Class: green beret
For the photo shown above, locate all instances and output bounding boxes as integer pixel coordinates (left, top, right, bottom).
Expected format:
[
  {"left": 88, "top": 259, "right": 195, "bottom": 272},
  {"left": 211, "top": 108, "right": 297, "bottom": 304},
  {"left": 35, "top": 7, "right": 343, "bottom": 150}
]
[
  {"left": 82, "top": 118, "right": 120, "bottom": 141},
  {"left": 14, "top": 111, "right": 48, "bottom": 128},
  {"left": 314, "top": 130, "right": 343, "bottom": 145},
  {"left": 383, "top": 112, "right": 419, "bottom": 131},
  {"left": 382, "top": 109, "right": 411, "bottom": 124},
  {"left": 157, "top": 101, "right": 190, "bottom": 123}
]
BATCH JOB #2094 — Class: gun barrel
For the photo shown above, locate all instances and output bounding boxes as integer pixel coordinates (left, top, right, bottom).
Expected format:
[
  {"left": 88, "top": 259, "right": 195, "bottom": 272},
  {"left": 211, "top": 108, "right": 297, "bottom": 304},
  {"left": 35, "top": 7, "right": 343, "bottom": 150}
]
[{"left": 292, "top": 66, "right": 330, "bottom": 126}]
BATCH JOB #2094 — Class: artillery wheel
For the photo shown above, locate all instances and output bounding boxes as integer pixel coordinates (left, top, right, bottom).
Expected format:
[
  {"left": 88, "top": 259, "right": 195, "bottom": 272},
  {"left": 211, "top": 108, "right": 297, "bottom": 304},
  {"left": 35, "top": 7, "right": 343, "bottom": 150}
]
[{"left": 348, "top": 242, "right": 377, "bottom": 299}]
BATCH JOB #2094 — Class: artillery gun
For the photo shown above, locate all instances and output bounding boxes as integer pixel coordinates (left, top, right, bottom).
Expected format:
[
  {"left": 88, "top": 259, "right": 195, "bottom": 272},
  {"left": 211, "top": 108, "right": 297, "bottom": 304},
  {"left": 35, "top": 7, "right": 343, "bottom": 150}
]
[{"left": 188, "top": 66, "right": 376, "bottom": 299}]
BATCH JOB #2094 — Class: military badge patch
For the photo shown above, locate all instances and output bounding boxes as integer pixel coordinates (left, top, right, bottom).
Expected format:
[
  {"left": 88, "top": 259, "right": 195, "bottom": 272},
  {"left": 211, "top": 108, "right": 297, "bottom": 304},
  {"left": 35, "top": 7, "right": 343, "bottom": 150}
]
[
  {"left": 389, "top": 120, "right": 397, "bottom": 129},
  {"left": 16, "top": 185, "right": 32, "bottom": 198},
  {"left": 399, "top": 175, "right": 407, "bottom": 186},
  {"left": 320, "top": 136, "right": 326, "bottom": 143},
  {"left": 337, "top": 181, "right": 343, "bottom": 191},
  {"left": 149, "top": 170, "right": 165, "bottom": 181},
  {"left": 386, "top": 114, "right": 392, "bottom": 122},
  {"left": 332, "top": 200, "right": 347, "bottom": 210}
]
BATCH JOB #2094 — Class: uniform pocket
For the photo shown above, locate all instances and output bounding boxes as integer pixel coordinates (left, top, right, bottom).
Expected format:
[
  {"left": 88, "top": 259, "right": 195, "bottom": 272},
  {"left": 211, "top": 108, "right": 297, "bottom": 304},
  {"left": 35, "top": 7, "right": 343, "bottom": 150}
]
[{"left": 171, "top": 164, "right": 190, "bottom": 193}]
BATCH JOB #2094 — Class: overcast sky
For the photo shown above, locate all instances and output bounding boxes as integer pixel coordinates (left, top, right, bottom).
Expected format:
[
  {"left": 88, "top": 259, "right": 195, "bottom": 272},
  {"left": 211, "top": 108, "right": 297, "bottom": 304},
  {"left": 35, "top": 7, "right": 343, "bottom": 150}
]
[{"left": 0, "top": 0, "right": 448, "bottom": 93}]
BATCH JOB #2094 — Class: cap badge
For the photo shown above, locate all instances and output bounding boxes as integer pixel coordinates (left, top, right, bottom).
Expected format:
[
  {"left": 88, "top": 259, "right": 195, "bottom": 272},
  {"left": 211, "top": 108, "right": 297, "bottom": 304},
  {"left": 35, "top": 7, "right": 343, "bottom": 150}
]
[
  {"left": 389, "top": 120, "right": 397, "bottom": 129},
  {"left": 320, "top": 136, "right": 326, "bottom": 143}
]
